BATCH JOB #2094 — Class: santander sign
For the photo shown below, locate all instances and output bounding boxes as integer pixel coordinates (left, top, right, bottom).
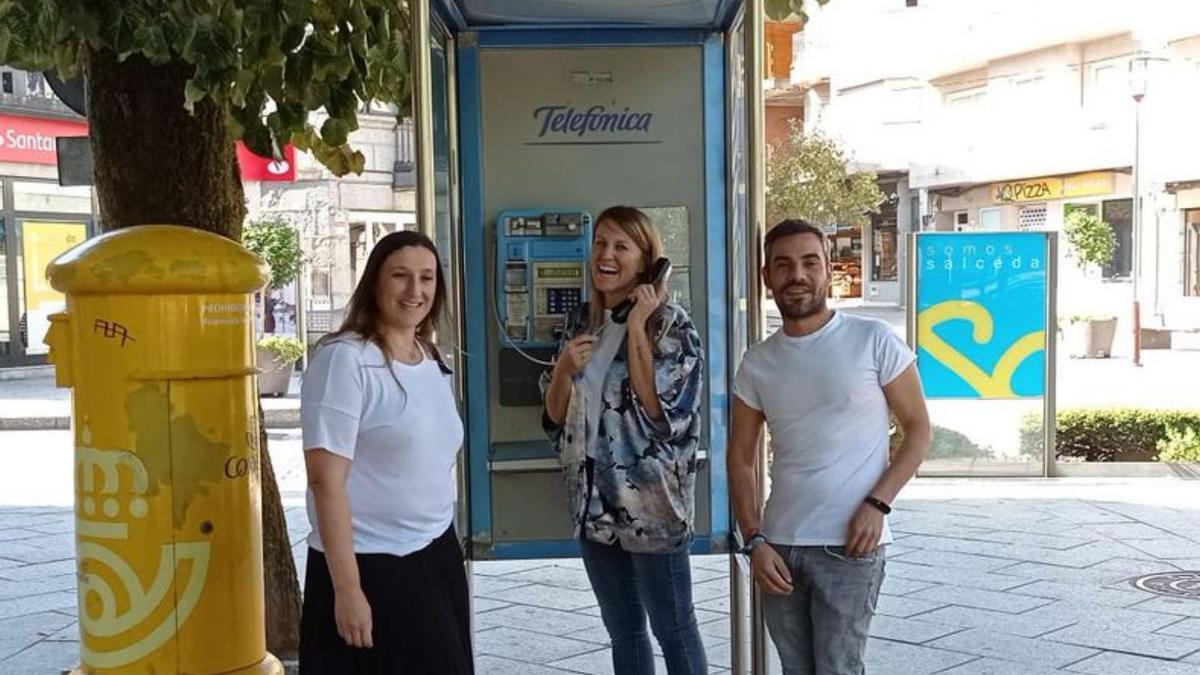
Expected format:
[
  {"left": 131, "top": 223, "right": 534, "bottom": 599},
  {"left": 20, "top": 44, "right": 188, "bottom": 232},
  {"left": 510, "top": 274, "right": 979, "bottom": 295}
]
[
  {"left": 0, "top": 114, "right": 88, "bottom": 165},
  {"left": 0, "top": 112, "right": 295, "bottom": 182}
]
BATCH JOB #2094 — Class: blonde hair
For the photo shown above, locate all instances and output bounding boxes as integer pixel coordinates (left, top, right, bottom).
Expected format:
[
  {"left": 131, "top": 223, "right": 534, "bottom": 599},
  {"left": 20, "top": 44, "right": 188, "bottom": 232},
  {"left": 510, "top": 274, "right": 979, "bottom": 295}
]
[{"left": 589, "top": 205, "right": 665, "bottom": 330}]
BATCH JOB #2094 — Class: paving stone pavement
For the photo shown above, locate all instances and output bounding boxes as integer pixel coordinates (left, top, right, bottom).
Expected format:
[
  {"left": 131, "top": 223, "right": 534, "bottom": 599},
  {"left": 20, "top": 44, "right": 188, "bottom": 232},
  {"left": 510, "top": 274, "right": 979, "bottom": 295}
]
[{"left": 4, "top": 456, "right": 1200, "bottom": 674}]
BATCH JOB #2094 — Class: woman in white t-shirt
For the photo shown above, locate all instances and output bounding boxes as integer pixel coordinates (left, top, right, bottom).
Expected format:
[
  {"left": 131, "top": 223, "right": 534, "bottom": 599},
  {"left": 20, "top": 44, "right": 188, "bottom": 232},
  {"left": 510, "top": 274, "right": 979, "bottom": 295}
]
[{"left": 299, "top": 231, "right": 470, "bottom": 673}]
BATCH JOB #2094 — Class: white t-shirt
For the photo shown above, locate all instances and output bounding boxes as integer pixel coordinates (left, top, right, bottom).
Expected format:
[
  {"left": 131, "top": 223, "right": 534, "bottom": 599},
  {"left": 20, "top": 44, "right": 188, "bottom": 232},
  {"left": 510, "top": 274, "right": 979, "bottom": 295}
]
[
  {"left": 301, "top": 337, "right": 464, "bottom": 557},
  {"left": 734, "top": 312, "right": 915, "bottom": 547}
]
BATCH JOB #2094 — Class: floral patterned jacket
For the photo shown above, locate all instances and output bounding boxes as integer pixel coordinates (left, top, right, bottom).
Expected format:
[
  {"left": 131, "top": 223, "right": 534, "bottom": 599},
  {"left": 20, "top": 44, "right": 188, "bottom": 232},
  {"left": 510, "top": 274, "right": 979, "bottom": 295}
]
[{"left": 541, "top": 302, "right": 704, "bottom": 554}]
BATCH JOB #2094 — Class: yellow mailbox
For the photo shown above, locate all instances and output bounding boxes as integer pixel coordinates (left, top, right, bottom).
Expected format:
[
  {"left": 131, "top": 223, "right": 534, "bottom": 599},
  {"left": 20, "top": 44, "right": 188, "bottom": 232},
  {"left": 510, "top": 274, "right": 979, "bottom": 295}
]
[{"left": 44, "top": 225, "right": 284, "bottom": 675}]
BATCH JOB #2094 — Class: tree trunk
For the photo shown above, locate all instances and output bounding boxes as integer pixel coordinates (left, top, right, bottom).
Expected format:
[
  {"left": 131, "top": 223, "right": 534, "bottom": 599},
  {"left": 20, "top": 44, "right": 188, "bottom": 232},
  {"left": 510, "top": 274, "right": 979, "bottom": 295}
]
[{"left": 85, "top": 48, "right": 302, "bottom": 657}]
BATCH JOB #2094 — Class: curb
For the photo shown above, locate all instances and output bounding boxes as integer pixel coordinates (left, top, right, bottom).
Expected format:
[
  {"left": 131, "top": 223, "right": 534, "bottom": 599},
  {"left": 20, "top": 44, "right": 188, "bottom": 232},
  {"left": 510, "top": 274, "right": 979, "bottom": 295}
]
[{"left": 0, "top": 409, "right": 301, "bottom": 432}]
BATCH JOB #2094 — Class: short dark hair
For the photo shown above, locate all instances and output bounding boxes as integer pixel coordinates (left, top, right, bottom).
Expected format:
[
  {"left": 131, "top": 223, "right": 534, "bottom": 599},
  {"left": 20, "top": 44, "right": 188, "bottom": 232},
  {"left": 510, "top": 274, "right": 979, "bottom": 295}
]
[{"left": 764, "top": 219, "right": 830, "bottom": 264}]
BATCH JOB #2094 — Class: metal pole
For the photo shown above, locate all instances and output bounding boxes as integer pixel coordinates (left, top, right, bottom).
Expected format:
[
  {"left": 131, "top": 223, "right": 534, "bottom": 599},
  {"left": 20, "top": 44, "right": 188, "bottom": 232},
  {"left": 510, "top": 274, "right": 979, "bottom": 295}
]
[
  {"left": 296, "top": 258, "right": 309, "bottom": 371},
  {"left": 411, "top": 0, "right": 436, "bottom": 240},
  {"left": 746, "top": 0, "right": 769, "bottom": 671},
  {"left": 1044, "top": 233, "right": 1058, "bottom": 478},
  {"left": 728, "top": 4, "right": 752, "bottom": 672},
  {"left": 906, "top": 233, "right": 919, "bottom": 352},
  {"left": 1131, "top": 94, "right": 1142, "bottom": 366},
  {"left": 1153, "top": 201, "right": 1161, "bottom": 322}
]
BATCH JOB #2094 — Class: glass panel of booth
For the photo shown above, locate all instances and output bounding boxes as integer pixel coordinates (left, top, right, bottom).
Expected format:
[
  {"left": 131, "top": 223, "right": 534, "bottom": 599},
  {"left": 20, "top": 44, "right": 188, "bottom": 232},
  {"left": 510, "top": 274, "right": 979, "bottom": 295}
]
[
  {"left": 640, "top": 205, "right": 692, "bottom": 314},
  {"left": 0, "top": 211, "right": 8, "bottom": 358},
  {"left": 430, "top": 23, "right": 460, "bottom": 377}
]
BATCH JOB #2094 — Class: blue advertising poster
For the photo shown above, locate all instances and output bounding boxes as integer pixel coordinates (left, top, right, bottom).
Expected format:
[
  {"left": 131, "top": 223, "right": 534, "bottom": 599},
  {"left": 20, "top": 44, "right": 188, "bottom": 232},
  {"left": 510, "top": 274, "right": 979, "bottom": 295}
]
[{"left": 916, "top": 233, "right": 1048, "bottom": 398}]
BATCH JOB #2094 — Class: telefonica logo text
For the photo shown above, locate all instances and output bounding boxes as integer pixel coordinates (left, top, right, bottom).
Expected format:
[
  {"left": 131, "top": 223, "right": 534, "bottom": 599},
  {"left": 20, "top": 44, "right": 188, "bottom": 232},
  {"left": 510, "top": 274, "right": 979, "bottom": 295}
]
[{"left": 533, "top": 105, "right": 653, "bottom": 138}]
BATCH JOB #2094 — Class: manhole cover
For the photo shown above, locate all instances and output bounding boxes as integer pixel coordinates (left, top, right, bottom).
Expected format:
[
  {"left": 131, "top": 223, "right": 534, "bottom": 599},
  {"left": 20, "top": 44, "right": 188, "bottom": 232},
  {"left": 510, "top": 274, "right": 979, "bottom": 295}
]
[{"left": 1131, "top": 571, "right": 1200, "bottom": 599}]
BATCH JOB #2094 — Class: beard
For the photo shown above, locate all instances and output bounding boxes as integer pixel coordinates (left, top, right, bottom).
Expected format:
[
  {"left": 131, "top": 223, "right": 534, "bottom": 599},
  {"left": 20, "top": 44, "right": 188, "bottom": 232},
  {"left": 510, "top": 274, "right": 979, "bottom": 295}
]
[{"left": 774, "top": 281, "right": 828, "bottom": 320}]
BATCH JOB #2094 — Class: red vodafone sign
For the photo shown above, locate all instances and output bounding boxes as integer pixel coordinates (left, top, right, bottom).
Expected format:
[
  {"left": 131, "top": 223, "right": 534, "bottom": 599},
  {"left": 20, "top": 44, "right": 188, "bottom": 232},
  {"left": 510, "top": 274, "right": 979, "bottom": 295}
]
[
  {"left": 0, "top": 114, "right": 88, "bottom": 165},
  {"left": 236, "top": 142, "right": 296, "bottom": 181}
]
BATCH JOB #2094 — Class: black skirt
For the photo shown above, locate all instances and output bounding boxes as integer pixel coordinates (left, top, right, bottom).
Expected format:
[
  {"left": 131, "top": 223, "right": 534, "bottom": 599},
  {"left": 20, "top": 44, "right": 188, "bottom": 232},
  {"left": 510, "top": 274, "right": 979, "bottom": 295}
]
[{"left": 300, "top": 525, "right": 474, "bottom": 674}]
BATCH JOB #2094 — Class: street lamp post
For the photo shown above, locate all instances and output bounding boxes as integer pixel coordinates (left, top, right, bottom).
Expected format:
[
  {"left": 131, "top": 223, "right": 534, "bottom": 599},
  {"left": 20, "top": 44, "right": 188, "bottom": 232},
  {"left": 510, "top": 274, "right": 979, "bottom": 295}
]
[{"left": 1129, "top": 55, "right": 1149, "bottom": 367}]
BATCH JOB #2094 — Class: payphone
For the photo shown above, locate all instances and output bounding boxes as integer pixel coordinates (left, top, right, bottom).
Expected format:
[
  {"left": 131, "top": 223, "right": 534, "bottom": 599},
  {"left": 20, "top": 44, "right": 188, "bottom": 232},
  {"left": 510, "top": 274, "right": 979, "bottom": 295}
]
[{"left": 494, "top": 209, "right": 591, "bottom": 406}]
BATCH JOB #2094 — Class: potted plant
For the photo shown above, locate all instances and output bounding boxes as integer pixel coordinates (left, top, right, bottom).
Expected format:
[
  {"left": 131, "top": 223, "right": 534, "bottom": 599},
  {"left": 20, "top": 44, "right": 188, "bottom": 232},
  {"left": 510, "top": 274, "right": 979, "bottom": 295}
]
[
  {"left": 256, "top": 334, "right": 305, "bottom": 397},
  {"left": 1062, "top": 210, "right": 1118, "bottom": 358},
  {"left": 1063, "top": 314, "right": 1119, "bottom": 358},
  {"left": 244, "top": 218, "right": 304, "bottom": 395}
]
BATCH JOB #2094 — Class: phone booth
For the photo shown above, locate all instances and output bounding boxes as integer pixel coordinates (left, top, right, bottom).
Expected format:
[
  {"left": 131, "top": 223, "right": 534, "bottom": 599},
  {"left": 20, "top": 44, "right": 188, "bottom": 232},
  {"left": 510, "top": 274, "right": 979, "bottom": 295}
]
[{"left": 410, "top": 1, "right": 770, "bottom": 670}]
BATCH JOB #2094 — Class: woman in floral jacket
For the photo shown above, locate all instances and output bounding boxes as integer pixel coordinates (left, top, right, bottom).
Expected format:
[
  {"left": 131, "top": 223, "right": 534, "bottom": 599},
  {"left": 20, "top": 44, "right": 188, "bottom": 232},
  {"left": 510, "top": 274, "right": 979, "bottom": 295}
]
[{"left": 542, "top": 206, "right": 707, "bottom": 675}]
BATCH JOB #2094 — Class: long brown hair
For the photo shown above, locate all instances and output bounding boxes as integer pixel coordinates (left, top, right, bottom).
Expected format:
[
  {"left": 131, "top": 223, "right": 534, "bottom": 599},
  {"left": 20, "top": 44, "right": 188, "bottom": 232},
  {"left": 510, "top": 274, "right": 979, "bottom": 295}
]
[
  {"left": 589, "top": 205, "right": 665, "bottom": 330},
  {"left": 321, "top": 230, "right": 448, "bottom": 365}
]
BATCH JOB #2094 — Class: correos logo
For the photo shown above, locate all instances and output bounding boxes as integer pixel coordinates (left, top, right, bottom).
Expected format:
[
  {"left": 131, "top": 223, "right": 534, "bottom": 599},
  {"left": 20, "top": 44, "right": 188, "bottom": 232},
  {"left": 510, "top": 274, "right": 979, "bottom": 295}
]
[{"left": 267, "top": 160, "right": 290, "bottom": 175}]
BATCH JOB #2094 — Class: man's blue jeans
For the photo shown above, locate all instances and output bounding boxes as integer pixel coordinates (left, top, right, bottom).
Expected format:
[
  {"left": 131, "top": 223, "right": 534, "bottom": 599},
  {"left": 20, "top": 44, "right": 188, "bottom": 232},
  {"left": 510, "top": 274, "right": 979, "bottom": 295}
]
[
  {"left": 580, "top": 537, "right": 708, "bottom": 675},
  {"left": 762, "top": 544, "right": 887, "bottom": 675}
]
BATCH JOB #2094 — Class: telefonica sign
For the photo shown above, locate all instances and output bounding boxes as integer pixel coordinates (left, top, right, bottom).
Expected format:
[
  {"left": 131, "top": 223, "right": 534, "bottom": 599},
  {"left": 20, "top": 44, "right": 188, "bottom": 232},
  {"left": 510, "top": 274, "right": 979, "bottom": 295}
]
[{"left": 527, "top": 104, "right": 658, "bottom": 146}]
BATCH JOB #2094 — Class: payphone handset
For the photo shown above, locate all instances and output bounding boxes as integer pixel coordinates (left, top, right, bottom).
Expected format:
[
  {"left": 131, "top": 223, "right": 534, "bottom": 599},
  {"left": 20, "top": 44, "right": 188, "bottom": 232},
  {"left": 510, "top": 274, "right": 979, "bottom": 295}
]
[
  {"left": 611, "top": 257, "right": 671, "bottom": 325},
  {"left": 495, "top": 209, "right": 592, "bottom": 358}
]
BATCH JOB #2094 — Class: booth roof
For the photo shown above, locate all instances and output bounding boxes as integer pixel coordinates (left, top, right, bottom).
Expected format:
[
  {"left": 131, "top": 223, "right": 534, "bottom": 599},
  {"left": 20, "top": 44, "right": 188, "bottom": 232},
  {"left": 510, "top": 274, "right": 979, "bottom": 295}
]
[{"left": 442, "top": 0, "right": 737, "bottom": 29}]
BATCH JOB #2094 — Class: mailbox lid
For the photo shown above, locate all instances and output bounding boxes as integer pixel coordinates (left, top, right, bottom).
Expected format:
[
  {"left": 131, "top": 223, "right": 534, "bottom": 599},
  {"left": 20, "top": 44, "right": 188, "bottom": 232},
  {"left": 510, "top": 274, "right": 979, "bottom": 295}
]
[{"left": 47, "top": 225, "right": 268, "bottom": 296}]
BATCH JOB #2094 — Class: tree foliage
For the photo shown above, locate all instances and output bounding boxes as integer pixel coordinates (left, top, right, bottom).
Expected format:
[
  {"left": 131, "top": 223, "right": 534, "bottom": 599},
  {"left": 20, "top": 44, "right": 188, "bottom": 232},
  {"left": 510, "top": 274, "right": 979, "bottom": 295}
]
[
  {"left": 0, "top": 0, "right": 411, "bottom": 176},
  {"left": 766, "top": 0, "right": 830, "bottom": 22},
  {"left": 1063, "top": 210, "right": 1116, "bottom": 270},
  {"left": 244, "top": 217, "right": 303, "bottom": 290},
  {"left": 766, "top": 125, "right": 883, "bottom": 228}
]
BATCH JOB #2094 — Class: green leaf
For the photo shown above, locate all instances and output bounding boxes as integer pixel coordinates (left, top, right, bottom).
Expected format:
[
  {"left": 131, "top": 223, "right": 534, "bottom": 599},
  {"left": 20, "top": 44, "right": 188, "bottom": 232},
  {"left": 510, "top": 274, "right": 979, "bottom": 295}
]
[
  {"left": 0, "top": 27, "right": 12, "bottom": 63},
  {"left": 183, "top": 79, "right": 207, "bottom": 111},
  {"left": 766, "top": 0, "right": 795, "bottom": 21},
  {"left": 0, "top": 0, "right": 414, "bottom": 177},
  {"left": 290, "top": 127, "right": 317, "bottom": 152},
  {"left": 281, "top": 24, "right": 306, "bottom": 51},
  {"left": 320, "top": 117, "right": 348, "bottom": 146}
]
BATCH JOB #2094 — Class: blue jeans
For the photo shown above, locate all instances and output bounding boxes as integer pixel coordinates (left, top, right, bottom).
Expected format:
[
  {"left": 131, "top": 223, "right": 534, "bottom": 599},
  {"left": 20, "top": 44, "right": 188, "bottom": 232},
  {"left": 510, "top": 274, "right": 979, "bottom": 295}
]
[
  {"left": 580, "top": 538, "right": 708, "bottom": 675},
  {"left": 762, "top": 545, "right": 886, "bottom": 675}
]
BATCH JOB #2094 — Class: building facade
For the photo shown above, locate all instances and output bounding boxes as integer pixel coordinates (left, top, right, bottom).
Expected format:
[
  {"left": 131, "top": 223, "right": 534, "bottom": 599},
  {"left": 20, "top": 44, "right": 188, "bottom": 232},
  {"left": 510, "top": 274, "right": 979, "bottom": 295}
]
[
  {"left": 242, "top": 108, "right": 416, "bottom": 346},
  {"left": 0, "top": 68, "right": 96, "bottom": 369},
  {"left": 0, "top": 66, "right": 417, "bottom": 370},
  {"left": 788, "top": 0, "right": 1200, "bottom": 329}
]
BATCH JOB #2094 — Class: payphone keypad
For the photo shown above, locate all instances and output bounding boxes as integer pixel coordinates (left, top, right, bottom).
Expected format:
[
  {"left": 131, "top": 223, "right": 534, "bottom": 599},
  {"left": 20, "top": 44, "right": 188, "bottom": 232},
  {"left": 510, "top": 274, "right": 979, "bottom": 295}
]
[{"left": 545, "top": 287, "right": 581, "bottom": 315}]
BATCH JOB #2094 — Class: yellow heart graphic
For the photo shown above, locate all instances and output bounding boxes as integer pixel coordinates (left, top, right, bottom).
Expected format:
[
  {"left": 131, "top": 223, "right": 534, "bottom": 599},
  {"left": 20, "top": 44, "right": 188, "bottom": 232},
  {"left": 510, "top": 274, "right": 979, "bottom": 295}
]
[{"left": 918, "top": 300, "right": 1044, "bottom": 398}]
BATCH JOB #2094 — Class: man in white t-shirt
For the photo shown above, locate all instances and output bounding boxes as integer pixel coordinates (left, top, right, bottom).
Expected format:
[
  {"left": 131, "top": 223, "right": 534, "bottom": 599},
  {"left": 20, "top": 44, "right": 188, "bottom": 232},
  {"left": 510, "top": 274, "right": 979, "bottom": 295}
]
[{"left": 729, "top": 219, "right": 931, "bottom": 675}]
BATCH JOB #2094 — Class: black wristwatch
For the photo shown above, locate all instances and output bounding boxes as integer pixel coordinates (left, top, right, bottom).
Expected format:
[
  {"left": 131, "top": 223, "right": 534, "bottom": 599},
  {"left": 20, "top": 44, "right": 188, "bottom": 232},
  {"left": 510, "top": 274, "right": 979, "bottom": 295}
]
[
  {"left": 864, "top": 495, "right": 892, "bottom": 515},
  {"left": 740, "top": 531, "right": 768, "bottom": 555}
]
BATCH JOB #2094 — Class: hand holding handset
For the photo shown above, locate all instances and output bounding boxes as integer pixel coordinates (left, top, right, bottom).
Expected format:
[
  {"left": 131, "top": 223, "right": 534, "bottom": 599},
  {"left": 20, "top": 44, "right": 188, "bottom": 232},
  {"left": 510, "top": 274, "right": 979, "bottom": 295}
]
[{"left": 612, "top": 257, "right": 671, "bottom": 325}]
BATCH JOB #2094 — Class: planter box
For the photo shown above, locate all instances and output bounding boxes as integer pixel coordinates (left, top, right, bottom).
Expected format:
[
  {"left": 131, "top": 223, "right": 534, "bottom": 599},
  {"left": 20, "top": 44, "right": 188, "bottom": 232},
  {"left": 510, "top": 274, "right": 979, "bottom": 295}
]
[
  {"left": 256, "top": 346, "right": 295, "bottom": 397},
  {"left": 1141, "top": 327, "right": 1172, "bottom": 350},
  {"left": 1064, "top": 317, "right": 1117, "bottom": 358}
]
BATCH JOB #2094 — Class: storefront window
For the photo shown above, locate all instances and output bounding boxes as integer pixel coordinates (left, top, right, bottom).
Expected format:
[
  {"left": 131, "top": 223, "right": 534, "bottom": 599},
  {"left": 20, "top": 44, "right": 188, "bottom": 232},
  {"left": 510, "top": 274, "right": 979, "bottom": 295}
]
[
  {"left": 1102, "top": 199, "right": 1132, "bottom": 279},
  {"left": 0, "top": 213, "right": 8, "bottom": 357},
  {"left": 872, "top": 224, "right": 898, "bottom": 281},
  {"left": 871, "top": 184, "right": 899, "bottom": 282},
  {"left": 17, "top": 220, "right": 87, "bottom": 355},
  {"left": 1185, "top": 210, "right": 1199, "bottom": 297},
  {"left": 13, "top": 181, "right": 92, "bottom": 214},
  {"left": 1064, "top": 202, "right": 1099, "bottom": 219},
  {"left": 830, "top": 226, "right": 863, "bottom": 298}
]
